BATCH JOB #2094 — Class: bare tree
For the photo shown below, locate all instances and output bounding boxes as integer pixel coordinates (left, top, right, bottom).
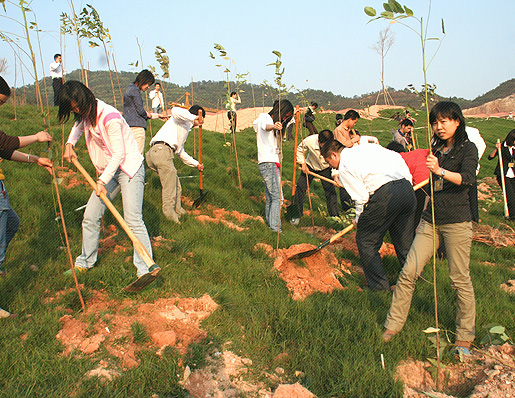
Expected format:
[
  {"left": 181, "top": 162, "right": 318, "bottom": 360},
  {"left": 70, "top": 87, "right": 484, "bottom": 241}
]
[
  {"left": 0, "top": 58, "right": 7, "bottom": 74},
  {"left": 372, "top": 26, "right": 396, "bottom": 106}
]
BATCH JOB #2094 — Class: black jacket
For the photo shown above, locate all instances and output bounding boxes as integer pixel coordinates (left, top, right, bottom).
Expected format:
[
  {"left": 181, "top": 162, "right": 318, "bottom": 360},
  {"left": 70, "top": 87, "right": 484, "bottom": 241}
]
[
  {"left": 489, "top": 144, "right": 515, "bottom": 178},
  {"left": 422, "top": 140, "right": 478, "bottom": 225}
]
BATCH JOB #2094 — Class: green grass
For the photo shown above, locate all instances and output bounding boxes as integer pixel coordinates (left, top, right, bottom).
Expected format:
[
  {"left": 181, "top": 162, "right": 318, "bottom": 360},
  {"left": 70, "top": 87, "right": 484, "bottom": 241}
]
[{"left": 0, "top": 103, "right": 514, "bottom": 397}]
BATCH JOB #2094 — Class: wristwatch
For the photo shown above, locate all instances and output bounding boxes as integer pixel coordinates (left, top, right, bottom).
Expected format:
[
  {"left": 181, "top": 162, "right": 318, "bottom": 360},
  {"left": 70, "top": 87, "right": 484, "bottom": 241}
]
[{"left": 441, "top": 169, "right": 446, "bottom": 177}]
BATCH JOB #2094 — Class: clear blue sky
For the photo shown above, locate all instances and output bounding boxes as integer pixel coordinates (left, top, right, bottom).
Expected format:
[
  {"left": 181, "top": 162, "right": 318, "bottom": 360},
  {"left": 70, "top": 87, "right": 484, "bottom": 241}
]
[{"left": 1, "top": 0, "right": 514, "bottom": 101}]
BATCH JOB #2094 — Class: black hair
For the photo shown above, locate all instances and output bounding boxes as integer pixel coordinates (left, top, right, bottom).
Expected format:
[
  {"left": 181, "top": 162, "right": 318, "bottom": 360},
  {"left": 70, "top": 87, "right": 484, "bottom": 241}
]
[
  {"left": 311, "top": 102, "right": 318, "bottom": 108},
  {"left": 154, "top": 82, "right": 161, "bottom": 87},
  {"left": 268, "top": 99, "right": 294, "bottom": 126},
  {"left": 54, "top": 53, "right": 61, "bottom": 60},
  {"left": 429, "top": 101, "right": 467, "bottom": 149},
  {"left": 318, "top": 129, "right": 333, "bottom": 146},
  {"left": 0, "top": 76, "right": 11, "bottom": 97},
  {"left": 230, "top": 91, "right": 237, "bottom": 97},
  {"left": 335, "top": 113, "right": 343, "bottom": 120},
  {"left": 133, "top": 69, "right": 155, "bottom": 88},
  {"left": 321, "top": 139, "right": 344, "bottom": 160},
  {"left": 58, "top": 80, "right": 97, "bottom": 127},
  {"left": 344, "top": 109, "right": 360, "bottom": 121},
  {"left": 189, "top": 105, "right": 206, "bottom": 118},
  {"left": 400, "top": 118, "right": 414, "bottom": 127},
  {"left": 386, "top": 141, "right": 406, "bottom": 153},
  {"left": 504, "top": 129, "right": 515, "bottom": 147}
]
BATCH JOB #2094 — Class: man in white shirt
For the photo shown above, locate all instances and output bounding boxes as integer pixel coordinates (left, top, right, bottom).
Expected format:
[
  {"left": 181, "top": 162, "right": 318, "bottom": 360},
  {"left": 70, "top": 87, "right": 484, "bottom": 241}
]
[
  {"left": 322, "top": 139, "right": 416, "bottom": 291},
  {"left": 465, "top": 126, "right": 486, "bottom": 222},
  {"left": 149, "top": 83, "right": 164, "bottom": 114},
  {"left": 49, "top": 54, "right": 64, "bottom": 106},
  {"left": 145, "top": 105, "right": 205, "bottom": 223}
]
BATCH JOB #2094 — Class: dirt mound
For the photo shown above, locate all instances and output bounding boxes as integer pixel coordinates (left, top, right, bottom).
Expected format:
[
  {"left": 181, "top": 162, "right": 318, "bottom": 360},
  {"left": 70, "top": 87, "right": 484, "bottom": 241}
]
[
  {"left": 463, "top": 94, "right": 515, "bottom": 116},
  {"left": 202, "top": 107, "right": 271, "bottom": 133},
  {"left": 301, "top": 226, "right": 360, "bottom": 257},
  {"left": 56, "top": 166, "right": 88, "bottom": 190},
  {"left": 477, "top": 182, "right": 495, "bottom": 201},
  {"left": 272, "top": 243, "right": 353, "bottom": 300},
  {"left": 398, "top": 344, "right": 515, "bottom": 398},
  {"left": 500, "top": 279, "right": 515, "bottom": 295},
  {"left": 190, "top": 203, "right": 264, "bottom": 231},
  {"left": 55, "top": 290, "right": 218, "bottom": 370}
]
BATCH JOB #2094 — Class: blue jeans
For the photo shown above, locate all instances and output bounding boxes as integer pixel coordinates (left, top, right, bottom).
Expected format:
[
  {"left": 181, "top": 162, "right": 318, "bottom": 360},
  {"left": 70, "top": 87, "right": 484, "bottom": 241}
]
[
  {"left": 0, "top": 183, "right": 20, "bottom": 270},
  {"left": 258, "top": 162, "right": 283, "bottom": 231},
  {"left": 75, "top": 163, "right": 153, "bottom": 277}
]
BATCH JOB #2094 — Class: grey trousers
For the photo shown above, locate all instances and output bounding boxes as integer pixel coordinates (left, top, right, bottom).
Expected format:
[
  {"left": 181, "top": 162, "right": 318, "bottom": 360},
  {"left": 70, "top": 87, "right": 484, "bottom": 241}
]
[
  {"left": 145, "top": 144, "right": 182, "bottom": 220},
  {"left": 385, "top": 220, "right": 475, "bottom": 342}
]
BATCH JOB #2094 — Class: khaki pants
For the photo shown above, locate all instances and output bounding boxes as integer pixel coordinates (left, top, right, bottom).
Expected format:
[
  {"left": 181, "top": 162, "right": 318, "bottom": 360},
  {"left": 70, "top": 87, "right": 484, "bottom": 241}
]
[
  {"left": 131, "top": 127, "right": 146, "bottom": 154},
  {"left": 385, "top": 220, "right": 475, "bottom": 342},
  {"left": 145, "top": 144, "right": 182, "bottom": 221}
]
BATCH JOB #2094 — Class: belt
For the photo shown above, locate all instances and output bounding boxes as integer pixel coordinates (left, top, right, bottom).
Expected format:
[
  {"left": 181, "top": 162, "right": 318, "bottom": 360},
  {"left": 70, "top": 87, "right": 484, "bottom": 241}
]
[{"left": 151, "top": 141, "right": 174, "bottom": 151}]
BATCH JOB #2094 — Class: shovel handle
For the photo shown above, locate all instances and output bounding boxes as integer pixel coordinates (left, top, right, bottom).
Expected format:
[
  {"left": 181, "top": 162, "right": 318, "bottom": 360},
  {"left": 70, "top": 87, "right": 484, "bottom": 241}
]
[
  {"left": 306, "top": 170, "right": 339, "bottom": 186},
  {"left": 328, "top": 224, "right": 354, "bottom": 245},
  {"left": 71, "top": 158, "right": 155, "bottom": 269},
  {"left": 198, "top": 122, "right": 203, "bottom": 190}
]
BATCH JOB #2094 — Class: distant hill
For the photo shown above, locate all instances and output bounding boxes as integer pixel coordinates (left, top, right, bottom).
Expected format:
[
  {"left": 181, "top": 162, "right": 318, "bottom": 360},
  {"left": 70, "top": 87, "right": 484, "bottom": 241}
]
[{"left": 11, "top": 70, "right": 514, "bottom": 112}]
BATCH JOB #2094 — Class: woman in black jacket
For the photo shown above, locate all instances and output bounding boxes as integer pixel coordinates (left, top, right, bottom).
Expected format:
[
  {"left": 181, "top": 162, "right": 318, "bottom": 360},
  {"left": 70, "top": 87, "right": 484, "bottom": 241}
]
[
  {"left": 382, "top": 102, "right": 478, "bottom": 355},
  {"left": 488, "top": 129, "right": 515, "bottom": 219}
]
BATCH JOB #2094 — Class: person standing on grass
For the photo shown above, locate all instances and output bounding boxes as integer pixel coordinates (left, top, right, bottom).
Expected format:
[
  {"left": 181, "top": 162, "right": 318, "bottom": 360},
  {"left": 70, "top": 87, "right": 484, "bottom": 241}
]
[
  {"left": 227, "top": 91, "right": 241, "bottom": 134},
  {"left": 123, "top": 70, "right": 161, "bottom": 154},
  {"left": 383, "top": 102, "right": 477, "bottom": 356},
  {"left": 392, "top": 118, "right": 414, "bottom": 151},
  {"left": 303, "top": 102, "right": 318, "bottom": 136},
  {"left": 149, "top": 82, "right": 165, "bottom": 114},
  {"left": 50, "top": 53, "right": 65, "bottom": 106},
  {"left": 489, "top": 129, "right": 515, "bottom": 220},
  {"left": 290, "top": 130, "right": 339, "bottom": 225},
  {"left": 253, "top": 99, "right": 294, "bottom": 232},
  {"left": 60, "top": 81, "right": 159, "bottom": 281},
  {"left": 0, "top": 76, "right": 53, "bottom": 319},
  {"left": 146, "top": 105, "right": 205, "bottom": 223},
  {"left": 322, "top": 138, "right": 415, "bottom": 291}
]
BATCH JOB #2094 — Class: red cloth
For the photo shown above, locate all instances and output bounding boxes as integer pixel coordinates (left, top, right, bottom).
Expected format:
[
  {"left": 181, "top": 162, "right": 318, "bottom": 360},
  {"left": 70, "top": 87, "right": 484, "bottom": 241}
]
[{"left": 400, "top": 149, "right": 430, "bottom": 185}]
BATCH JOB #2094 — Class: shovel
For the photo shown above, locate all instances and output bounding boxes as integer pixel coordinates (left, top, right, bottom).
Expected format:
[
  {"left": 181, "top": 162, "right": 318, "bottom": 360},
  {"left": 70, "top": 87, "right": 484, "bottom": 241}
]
[
  {"left": 72, "top": 158, "right": 160, "bottom": 292},
  {"left": 286, "top": 108, "right": 302, "bottom": 221},
  {"left": 193, "top": 122, "right": 208, "bottom": 208},
  {"left": 288, "top": 178, "right": 430, "bottom": 260}
]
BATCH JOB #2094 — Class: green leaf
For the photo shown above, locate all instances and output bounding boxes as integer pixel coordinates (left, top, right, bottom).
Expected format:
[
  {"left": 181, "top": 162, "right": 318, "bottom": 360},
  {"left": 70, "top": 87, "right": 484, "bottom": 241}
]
[
  {"left": 364, "top": 6, "right": 376, "bottom": 16},
  {"left": 423, "top": 327, "right": 440, "bottom": 334},
  {"left": 404, "top": 5, "right": 413, "bottom": 16},
  {"left": 383, "top": 3, "right": 392, "bottom": 12},
  {"left": 490, "top": 326, "right": 505, "bottom": 334},
  {"left": 441, "top": 18, "right": 445, "bottom": 34},
  {"left": 380, "top": 11, "right": 394, "bottom": 19},
  {"left": 272, "top": 50, "right": 282, "bottom": 58},
  {"left": 392, "top": 0, "right": 404, "bottom": 13},
  {"left": 426, "top": 358, "right": 438, "bottom": 367}
]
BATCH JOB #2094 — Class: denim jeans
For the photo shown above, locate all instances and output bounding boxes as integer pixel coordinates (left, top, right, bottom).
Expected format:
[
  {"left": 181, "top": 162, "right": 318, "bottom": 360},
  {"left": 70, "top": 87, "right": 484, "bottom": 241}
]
[
  {"left": 0, "top": 183, "right": 20, "bottom": 271},
  {"left": 258, "top": 162, "right": 283, "bottom": 231},
  {"left": 75, "top": 163, "right": 153, "bottom": 277}
]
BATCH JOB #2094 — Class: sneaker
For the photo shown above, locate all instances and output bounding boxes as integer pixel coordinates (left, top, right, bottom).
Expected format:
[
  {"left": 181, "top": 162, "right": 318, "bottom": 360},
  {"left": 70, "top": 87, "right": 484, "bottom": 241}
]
[
  {"left": 454, "top": 346, "right": 472, "bottom": 356},
  {"left": 148, "top": 264, "right": 161, "bottom": 276},
  {"left": 382, "top": 329, "right": 397, "bottom": 342},
  {"left": 63, "top": 266, "right": 88, "bottom": 276},
  {"left": 0, "top": 307, "right": 16, "bottom": 319},
  {"left": 176, "top": 207, "right": 187, "bottom": 216},
  {"left": 166, "top": 212, "right": 181, "bottom": 224},
  {"left": 289, "top": 218, "right": 300, "bottom": 226}
]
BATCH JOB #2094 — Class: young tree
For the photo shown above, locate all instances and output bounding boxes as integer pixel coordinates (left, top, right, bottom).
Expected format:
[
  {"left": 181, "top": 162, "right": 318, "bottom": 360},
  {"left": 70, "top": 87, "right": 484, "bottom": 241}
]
[{"left": 372, "top": 26, "right": 396, "bottom": 106}]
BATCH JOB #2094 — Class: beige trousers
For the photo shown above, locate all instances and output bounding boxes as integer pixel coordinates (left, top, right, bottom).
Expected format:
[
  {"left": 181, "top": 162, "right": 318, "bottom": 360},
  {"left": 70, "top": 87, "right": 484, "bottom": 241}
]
[
  {"left": 131, "top": 127, "right": 146, "bottom": 154},
  {"left": 385, "top": 220, "right": 475, "bottom": 342}
]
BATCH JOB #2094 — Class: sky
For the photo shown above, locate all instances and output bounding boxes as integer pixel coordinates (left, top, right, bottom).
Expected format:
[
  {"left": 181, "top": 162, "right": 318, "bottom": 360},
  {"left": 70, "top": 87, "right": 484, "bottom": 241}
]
[{"left": 0, "top": 0, "right": 514, "bottom": 102}]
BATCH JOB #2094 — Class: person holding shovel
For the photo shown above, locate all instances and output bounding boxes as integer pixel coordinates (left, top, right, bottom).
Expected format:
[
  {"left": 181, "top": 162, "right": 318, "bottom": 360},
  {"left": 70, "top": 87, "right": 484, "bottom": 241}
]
[
  {"left": 322, "top": 138, "right": 415, "bottom": 291},
  {"left": 290, "top": 129, "right": 339, "bottom": 225},
  {"left": 146, "top": 105, "right": 205, "bottom": 223},
  {"left": 253, "top": 99, "right": 294, "bottom": 232},
  {"left": 0, "top": 76, "right": 53, "bottom": 318},
  {"left": 489, "top": 129, "right": 515, "bottom": 220},
  {"left": 60, "top": 80, "right": 158, "bottom": 280},
  {"left": 383, "top": 102, "right": 478, "bottom": 355}
]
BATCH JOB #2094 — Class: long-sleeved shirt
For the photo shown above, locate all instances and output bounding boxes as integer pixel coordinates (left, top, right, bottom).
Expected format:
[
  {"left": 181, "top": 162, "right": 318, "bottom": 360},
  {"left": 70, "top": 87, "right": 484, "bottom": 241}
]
[
  {"left": 226, "top": 96, "right": 241, "bottom": 112},
  {"left": 296, "top": 134, "right": 329, "bottom": 171},
  {"left": 465, "top": 126, "right": 486, "bottom": 174},
  {"left": 49, "top": 62, "right": 64, "bottom": 79},
  {"left": 336, "top": 143, "right": 412, "bottom": 220},
  {"left": 0, "top": 130, "right": 21, "bottom": 180},
  {"left": 66, "top": 99, "right": 143, "bottom": 184},
  {"left": 123, "top": 83, "right": 148, "bottom": 129},
  {"left": 254, "top": 113, "right": 280, "bottom": 164},
  {"left": 149, "top": 89, "right": 164, "bottom": 109},
  {"left": 149, "top": 107, "right": 199, "bottom": 167}
]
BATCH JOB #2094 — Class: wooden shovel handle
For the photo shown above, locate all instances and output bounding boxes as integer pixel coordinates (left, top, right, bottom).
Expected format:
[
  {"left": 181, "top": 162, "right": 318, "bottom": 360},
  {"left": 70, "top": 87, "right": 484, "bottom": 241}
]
[
  {"left": 306, "top": 170, "right": 339, "bottom": 186},
  {"left": 414, "top": 179, "right": 429, "bottom": 191},
  {"left": 329, "top": 224, "right": 355, "bottom": 244},
  {"left": 72, "top": 158, "right": 155, "bottom": 268},
  {"left": 198, "top": 124, "right": 203, "bottom": 190}
]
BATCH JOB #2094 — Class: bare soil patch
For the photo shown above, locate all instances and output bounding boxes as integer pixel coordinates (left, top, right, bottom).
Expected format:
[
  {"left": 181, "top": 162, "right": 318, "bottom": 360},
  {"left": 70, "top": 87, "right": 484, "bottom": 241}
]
[{"left": 473, "top": 223, "right": 515, "bottom": 247}]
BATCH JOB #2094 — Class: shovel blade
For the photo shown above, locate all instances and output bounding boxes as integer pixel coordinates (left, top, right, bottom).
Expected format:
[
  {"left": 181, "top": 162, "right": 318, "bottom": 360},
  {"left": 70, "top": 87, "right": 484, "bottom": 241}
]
[
  {"left": 123, "top": 269, "right": 160, "bottom": 292},
  {"left": 193, "top": 190, "right": 208, "bottom": 208}
]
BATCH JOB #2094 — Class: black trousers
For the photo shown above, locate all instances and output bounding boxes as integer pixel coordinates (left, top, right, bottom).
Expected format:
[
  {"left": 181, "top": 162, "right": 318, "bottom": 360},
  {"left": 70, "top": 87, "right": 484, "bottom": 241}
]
[
  {"left": 339, "top": 186, "right": 353, "bottom": 212},
  {"left": 497, "top": 175, "right": 515, "bottom": 218},
  {"left": 413, "top": 185, "right": 429, "bottom": 235},
  {"left": 304, "top": 121, "right": 318, "bottom": 136},
  {"left": 294, "top": 167, "right": 339, "bottom": 217},
  {"left": 468, "top": 181, "right": 479, "bottom": 222},
  {"left": 227, "top": 111, "right": 237, "bottom": 133},
  {"left": 52, "top": 77, "right": 63, "bottom": 106},
  {"left": 356, "top": 179, "right": 416, "bottom": 291}
]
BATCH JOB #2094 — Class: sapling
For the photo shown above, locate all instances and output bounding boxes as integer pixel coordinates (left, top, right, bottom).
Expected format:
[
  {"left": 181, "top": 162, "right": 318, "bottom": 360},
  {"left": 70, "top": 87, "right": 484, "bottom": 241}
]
[
  {"left": 60, "top": 0, "right": 86, "bottom": 84},
  {"left": 372, "top": 26, "right": 396, "bottom": 106}
]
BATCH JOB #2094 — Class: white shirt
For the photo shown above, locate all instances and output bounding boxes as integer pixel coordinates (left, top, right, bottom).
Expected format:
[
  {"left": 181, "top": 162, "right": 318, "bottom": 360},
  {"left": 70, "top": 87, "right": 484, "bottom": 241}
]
[
  {"left": 465, "top": 126, "right": 486, "bottom": 174},
  {"left": 50, "top": 61, "right": 64, "bottom": 78},
  {"left": 226, "top": 96, "right": 241, "bottom": 112},
  {"left": 253, "top": 113, "right": 280, "bottom": 164},
  {"left": 358, "top": 135, "right": 380, "bottom": 145},
  {"left": 337, "top": 144, "right": 412, "bottom": 221},
  {"left": 149, "top": 89, "right": 164, "bottom": 109},
  {"left": 150, "top": 107, "right": 198, "bottom": 167}
]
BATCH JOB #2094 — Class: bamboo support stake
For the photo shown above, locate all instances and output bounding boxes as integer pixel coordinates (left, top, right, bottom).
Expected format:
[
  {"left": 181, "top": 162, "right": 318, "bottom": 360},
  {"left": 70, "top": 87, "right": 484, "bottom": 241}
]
[{"left": 498, "top": 139, "right": 510, "bottom": 219}]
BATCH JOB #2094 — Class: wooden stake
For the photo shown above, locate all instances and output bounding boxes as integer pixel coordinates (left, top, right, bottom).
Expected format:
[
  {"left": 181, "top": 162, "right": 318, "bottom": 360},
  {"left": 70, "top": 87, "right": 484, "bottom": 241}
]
[{"left": 498, "top": 139, "right": 510, "bottom": 218}]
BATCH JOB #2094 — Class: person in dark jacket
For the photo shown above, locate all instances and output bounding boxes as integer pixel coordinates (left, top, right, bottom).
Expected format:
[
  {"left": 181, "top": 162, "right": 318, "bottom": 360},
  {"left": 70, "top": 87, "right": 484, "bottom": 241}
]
[
  {"left": 303, "top": 102, "right": 318, "bottom": 135},
  {"left": 488, "top": 129, "right": 515, "bottom": 219},
  {"left": 383, "top": 102, "right": 477, "bottom": 356}
]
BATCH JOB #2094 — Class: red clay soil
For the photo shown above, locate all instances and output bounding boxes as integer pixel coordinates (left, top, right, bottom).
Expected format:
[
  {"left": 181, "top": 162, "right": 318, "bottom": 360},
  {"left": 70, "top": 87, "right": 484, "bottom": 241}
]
[
  {"left": 500, "top": 279, "right": 515, "bottom": 295},
  {"left": 397, "top": 344, "right": 515, "bottom": 398},
  {"left": 56, "top": 166, "right": 88, "bottom": 190},
  {"left": 54, "top": 290, "right": 218, "bottom": 370},
  {"left": 188, "top": 202, "right": 265, "bottom": 231}
]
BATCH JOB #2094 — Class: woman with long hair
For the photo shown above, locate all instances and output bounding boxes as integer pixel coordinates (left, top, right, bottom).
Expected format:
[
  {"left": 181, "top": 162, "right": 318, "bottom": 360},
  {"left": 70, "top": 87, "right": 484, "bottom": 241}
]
[
  {"left": 383, "top": 101, "right": 478, "bottom": 355},
  {"left": 60, "top": 81, "right": 158, "bottom": 280},
  {"left": 488, "top": 129, "right": 515, "bottom": 219},
  {"left": 253, "top": 99, "right": 294, "bottom": 232}
]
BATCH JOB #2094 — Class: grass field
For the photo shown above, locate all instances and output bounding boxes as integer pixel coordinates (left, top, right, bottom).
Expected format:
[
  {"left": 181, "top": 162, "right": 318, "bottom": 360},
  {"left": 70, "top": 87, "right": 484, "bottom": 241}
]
[{"left": 0, "top": 103, "right": 514, "bottom": 397}]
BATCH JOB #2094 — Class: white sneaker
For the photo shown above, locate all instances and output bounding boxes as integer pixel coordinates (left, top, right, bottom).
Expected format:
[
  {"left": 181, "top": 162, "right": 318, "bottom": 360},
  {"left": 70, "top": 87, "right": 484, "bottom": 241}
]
[{"left": 290, "top": 218, "right": 300, "bottom": 225}]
